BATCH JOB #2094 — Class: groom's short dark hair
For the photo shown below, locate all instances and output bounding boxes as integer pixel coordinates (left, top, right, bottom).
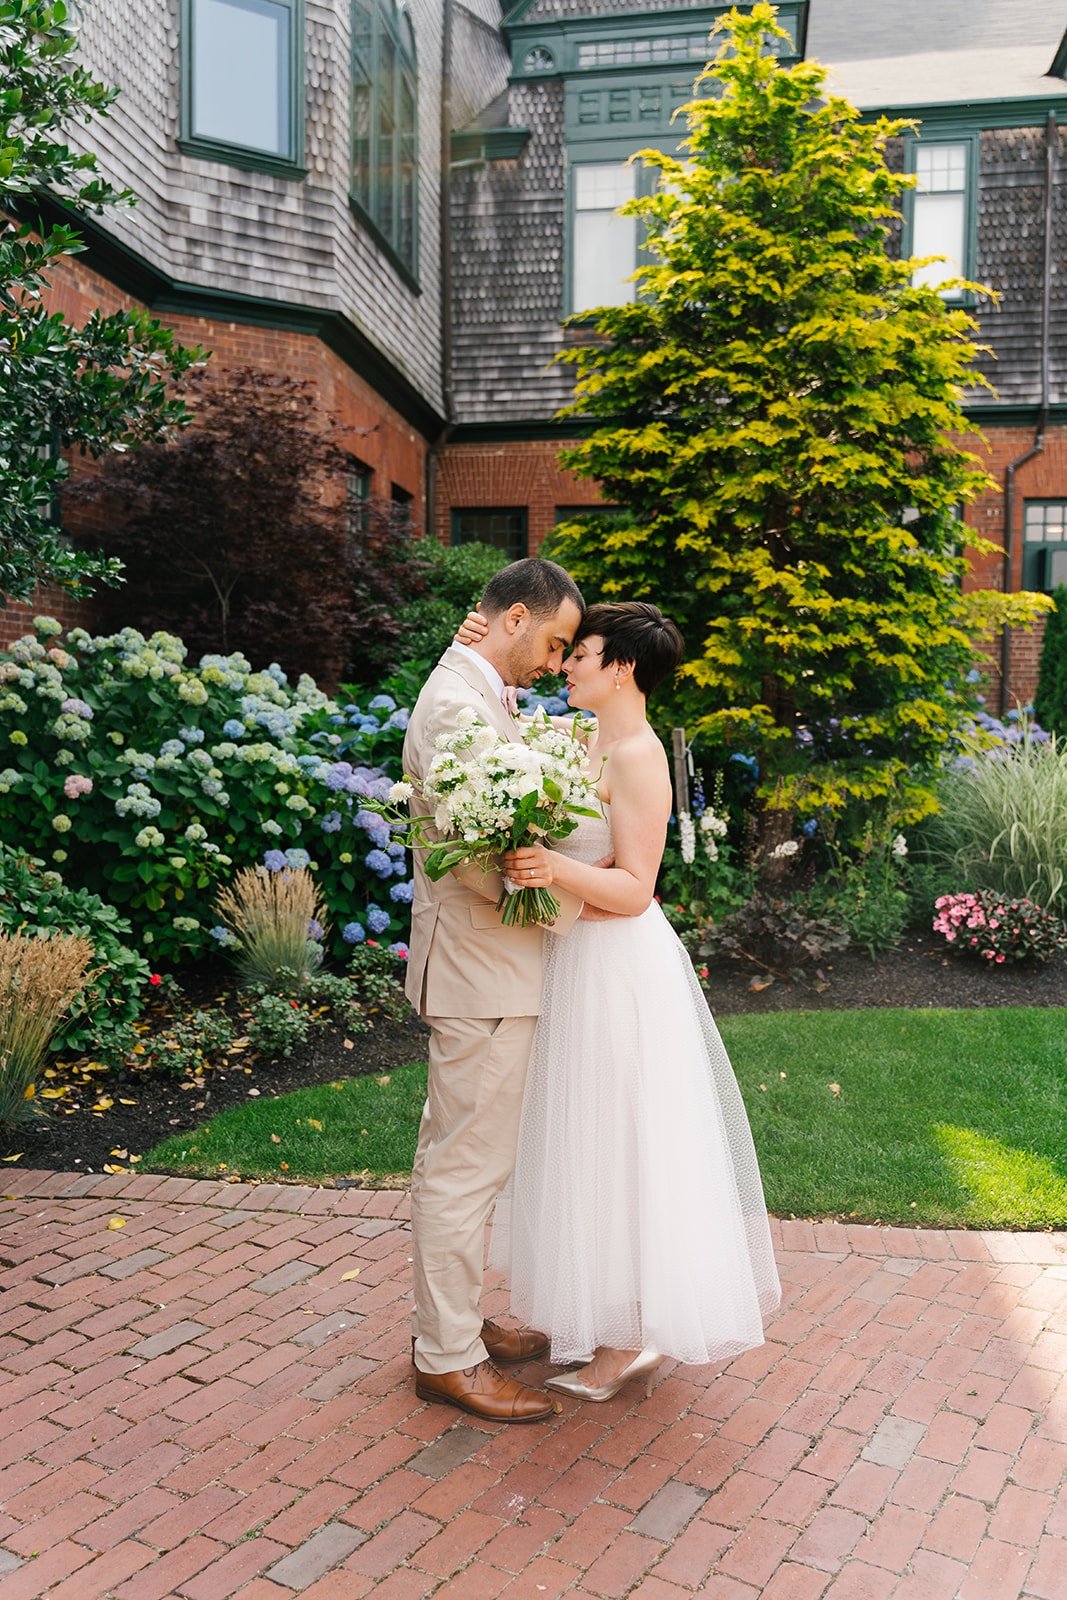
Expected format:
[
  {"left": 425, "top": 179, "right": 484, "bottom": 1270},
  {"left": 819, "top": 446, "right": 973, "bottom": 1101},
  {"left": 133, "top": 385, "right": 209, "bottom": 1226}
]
[{"left": 481, "top": 558, "right": 584, "bottom": 620}]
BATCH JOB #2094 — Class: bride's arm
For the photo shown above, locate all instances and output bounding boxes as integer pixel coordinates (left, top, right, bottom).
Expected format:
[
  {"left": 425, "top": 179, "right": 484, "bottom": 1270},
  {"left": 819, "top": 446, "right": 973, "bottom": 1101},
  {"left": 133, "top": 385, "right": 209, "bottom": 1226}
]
[{"left": 504, "top": 741, "right": 670, "bottom": 916}]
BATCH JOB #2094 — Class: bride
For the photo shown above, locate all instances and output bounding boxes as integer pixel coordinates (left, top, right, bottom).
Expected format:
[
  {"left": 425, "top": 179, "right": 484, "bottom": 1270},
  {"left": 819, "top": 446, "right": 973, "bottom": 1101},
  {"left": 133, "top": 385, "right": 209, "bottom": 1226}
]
[{"left": 457, "top": 599, "right": 780, "bottom": 1401}]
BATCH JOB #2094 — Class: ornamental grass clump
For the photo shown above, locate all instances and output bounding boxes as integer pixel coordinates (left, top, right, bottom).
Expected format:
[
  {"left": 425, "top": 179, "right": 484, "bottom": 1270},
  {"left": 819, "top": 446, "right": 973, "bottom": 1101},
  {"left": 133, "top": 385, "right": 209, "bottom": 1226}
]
[
  {"left": 933, "top": 728, "right": 1067, "bottom": 914},
  {"left": 215, "top": 866, "right": 328, "bottom": 989},
  {"left": 0, "top": 932, "right": 94, "bottom": 1124},
  {"left": 932, "top": 891, "right": 1067, "bottom": 965}
]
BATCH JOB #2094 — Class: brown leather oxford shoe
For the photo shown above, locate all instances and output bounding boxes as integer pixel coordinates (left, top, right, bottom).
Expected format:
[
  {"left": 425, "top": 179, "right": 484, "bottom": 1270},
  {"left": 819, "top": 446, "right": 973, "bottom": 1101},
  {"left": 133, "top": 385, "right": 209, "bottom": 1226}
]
[
  {"left": 410, "top": 1319, "right": 550, "bottom": 1367},
  {"left": 481, "top": 1318, "right": 550, "bottom": 1364},
  {"left": 414, "top": 1359, "right": 557, "bottom": 1423}
]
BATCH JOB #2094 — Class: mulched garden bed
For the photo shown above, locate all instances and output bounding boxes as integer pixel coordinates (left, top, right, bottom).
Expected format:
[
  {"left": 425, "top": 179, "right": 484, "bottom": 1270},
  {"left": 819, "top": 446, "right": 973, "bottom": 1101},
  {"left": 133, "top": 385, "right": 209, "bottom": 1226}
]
[{"left": 4, "top": 931, "right": 1066, "bottom": 1178}]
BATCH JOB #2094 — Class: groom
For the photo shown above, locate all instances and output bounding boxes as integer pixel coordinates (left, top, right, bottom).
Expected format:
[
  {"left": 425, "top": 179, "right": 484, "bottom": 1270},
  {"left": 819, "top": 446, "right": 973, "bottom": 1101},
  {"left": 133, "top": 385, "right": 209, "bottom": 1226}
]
[{"left": 403, "top": 557, "right": 584, "bottom": 1422}]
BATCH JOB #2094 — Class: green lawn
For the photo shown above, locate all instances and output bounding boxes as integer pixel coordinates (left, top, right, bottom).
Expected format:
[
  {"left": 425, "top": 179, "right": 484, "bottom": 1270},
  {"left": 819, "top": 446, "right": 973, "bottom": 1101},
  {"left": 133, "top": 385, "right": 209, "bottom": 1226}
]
[{"left": 144, "top": 1007, "right": 1067, "bottom": 1229}]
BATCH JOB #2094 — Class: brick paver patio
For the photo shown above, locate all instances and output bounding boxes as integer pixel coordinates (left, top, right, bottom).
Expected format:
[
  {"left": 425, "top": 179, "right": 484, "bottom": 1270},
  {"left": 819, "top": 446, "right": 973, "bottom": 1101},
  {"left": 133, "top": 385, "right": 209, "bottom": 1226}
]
[{"left": 0, "top": 1170, "right": 1064, "bottom": 1600}]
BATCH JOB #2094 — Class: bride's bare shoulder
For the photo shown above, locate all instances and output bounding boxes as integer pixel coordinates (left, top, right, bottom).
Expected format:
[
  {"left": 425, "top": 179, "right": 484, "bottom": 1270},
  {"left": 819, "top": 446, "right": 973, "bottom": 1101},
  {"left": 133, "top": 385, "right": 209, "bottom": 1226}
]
[{"left": 608, "top": 730, "right": 670, "bottom": 784}]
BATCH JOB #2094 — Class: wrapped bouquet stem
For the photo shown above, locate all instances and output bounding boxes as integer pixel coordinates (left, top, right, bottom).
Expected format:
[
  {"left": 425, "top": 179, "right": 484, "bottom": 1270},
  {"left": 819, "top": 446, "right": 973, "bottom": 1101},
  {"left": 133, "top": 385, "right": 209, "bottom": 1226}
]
[{"left": 382, "top": 708, "right": 601, "bottom": 928}]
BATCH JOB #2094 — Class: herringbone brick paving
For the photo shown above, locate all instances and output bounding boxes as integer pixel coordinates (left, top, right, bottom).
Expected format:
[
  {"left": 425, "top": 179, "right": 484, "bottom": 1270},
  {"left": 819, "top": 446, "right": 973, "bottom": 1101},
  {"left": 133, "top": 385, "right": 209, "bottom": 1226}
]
[{"left": 0, "top": 1170, "right": 1064, "bottom": 1599}]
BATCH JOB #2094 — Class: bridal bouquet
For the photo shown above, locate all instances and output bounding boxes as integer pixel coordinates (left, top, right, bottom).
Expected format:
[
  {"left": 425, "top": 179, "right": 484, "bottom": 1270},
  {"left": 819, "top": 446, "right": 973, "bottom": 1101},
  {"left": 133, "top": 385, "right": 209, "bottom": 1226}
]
[{"left": 387, "top": 707, "right": 601, "bottom": 927}]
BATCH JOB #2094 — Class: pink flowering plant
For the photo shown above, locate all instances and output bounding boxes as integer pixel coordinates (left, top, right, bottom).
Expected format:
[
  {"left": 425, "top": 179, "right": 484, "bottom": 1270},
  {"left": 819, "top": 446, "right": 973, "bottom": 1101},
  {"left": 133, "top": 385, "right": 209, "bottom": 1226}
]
[{"left": 932, "top": 891, "right": 1067, "bottom": 965}]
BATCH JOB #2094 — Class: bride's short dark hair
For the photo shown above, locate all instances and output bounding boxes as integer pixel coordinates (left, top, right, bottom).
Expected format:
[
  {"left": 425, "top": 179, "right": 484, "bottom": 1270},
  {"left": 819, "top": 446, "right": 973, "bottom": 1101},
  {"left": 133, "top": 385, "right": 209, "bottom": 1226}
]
[{"left": 576, "top": 602, "right": 684, "bottom": 696}]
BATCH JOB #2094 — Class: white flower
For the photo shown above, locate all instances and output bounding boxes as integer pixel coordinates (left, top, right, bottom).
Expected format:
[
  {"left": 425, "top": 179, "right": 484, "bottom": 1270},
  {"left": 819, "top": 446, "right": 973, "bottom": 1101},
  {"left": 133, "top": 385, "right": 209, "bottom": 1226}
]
[
  {"left": 388, "top": 780, "right": 414, "bottom": 803},
  {"left": 892, "top": 834, "right": 908, "bottom": 858},
  {"left": 677, "top": 811, "right": 696, "bottom": 865},
  {"left": 770, "top": 839, "right": 800, "bottom": 860}
]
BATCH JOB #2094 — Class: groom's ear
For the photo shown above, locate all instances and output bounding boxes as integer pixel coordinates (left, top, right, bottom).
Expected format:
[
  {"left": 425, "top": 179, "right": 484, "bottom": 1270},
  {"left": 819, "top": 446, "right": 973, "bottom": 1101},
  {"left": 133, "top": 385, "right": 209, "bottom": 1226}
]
[{"left": 503, "top": 603, "right": 529, "bottom": 634}]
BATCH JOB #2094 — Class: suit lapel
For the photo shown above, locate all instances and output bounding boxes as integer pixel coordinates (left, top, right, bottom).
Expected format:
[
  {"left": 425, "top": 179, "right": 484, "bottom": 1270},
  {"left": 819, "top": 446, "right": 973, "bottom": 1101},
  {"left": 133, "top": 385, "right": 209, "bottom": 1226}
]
[{"left": 437, "top": 647, "right": 518, "bottom": 738}]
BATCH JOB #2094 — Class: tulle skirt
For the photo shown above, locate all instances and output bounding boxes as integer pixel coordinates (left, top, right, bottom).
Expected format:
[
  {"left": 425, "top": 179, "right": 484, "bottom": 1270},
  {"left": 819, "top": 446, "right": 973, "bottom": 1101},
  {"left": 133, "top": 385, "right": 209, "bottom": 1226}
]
[{"left": 490, "top": 901, "right": 781, "bottom": 1365}]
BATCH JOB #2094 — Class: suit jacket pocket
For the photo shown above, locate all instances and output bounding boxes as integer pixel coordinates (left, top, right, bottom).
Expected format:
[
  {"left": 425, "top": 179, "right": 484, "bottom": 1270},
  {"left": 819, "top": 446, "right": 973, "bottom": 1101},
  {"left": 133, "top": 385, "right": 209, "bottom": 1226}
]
[{"left": 469, "top": 903, "right": 503, "bottom": 931}]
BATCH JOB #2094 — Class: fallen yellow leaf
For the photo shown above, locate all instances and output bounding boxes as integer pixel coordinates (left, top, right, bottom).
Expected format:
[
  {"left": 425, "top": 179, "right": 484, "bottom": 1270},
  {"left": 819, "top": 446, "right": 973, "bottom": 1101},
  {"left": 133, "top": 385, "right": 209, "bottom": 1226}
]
[
  {"left": 375, "top": 1075, "right": 390, "bottom": 1087},
  {"left": 106, "top": 1217, "right": 126, "bottom": 1230},
  {"left": 118, "top": 1098, "right": 138, "bottom": 1106},
  {"left": 340, "top": 1268, "right": 361, "bottom": 1282},
  {"left": 23, "top": 1083, "right": 35, "bottom": 1100},
  {"left": 103, "top": 1165, "right": 128, "bottom": 1175},
  {"left": 270, "top": 1133, "right": 281, "bottom": 1145},
  {"left": 306, "top": 1118, "right": 323, "bottom": 1132},
  {"left": 40, "top": 1087, "right": 69, "bottom": 1100},
  {"left": 110, "top": 1149, "right": 129, "bottom": 1160},
  {"left": 828, "top": 1082, "right": 842, "bottom": 1097},
  {"left": 2, "top": 1153, "right": 24, "bottom": 1163}
]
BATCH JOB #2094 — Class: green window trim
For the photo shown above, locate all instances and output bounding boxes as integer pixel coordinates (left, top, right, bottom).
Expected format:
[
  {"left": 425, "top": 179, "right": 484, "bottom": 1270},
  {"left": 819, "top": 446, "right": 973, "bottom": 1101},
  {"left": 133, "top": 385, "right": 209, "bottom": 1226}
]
[
  {"left": 1023, "top": 500, "right": 1067, "bottom": 593},
  {"left": 451, "top": 508, "right": 529, "bottom": 560},
  {"left": 351, "top": 0, "right": 419, "bottom": 284},
  {"left": 901, "top": 129, "right": 979, "bottom": 305},
  {"left": 180, "top": 0, "right": 306, "bottom": 177}
]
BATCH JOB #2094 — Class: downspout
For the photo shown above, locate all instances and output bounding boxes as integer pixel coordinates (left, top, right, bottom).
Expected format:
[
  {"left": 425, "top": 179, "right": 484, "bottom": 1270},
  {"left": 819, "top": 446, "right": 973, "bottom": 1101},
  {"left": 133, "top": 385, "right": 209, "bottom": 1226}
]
[
  {"left": 427, "top": 0, "right": 456, "bottom": 547},
  {"left": 1000, "top": 110, "right": 1056, "bottom": 712}
]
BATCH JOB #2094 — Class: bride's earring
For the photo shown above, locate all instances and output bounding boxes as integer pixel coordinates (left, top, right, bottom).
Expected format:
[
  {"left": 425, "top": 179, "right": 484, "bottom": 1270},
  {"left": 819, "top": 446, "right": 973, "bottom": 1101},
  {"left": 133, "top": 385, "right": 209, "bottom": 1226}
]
[{"left": 614, "top": 675, "right": 622, "bottom": 691}]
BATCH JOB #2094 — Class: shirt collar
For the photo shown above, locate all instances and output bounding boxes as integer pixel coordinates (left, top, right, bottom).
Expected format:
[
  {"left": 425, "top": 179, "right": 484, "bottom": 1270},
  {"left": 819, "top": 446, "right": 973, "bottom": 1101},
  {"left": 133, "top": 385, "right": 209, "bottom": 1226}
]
[{"left": 452, "top": 642, "right": 506, "bottom": 701}]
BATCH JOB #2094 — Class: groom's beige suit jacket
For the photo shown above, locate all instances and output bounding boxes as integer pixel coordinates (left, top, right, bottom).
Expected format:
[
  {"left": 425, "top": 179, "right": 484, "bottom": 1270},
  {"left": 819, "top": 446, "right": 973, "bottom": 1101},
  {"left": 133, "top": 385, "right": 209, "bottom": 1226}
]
[{"left": 402, "top": 647, "right": 581, "bottom": 1019}]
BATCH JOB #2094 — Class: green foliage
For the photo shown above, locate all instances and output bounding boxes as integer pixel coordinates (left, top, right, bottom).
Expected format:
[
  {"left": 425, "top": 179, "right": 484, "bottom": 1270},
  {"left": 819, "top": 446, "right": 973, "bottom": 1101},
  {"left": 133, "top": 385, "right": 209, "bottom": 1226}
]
[
  {"left": 1035, "top": 588, "right": 1067, "bottom": 736},
  {"left": 551, "top": 2, "right": 1048, "bottom": 837},
  {"left": 0, "top": 0, "right": 201, "bottom": 602},
  {"left": 932, "top": 890, "right": 1067, "bottom": 965},
  {"left": 246, "top": 992, "right": 319, "bottom": 1059},
  {"left": 698, "top": 890, "right": 849, "bottom": 978},
  {"left": 803, "top": 826, "right": 911, "bottom": 956},
  {"left": 139, "top": 1006, "right": 235, "bottom": 1077},
  {"left": 0, "top": 619, "right": 412, "bottom": 962},
  {"left": 395, "top": 541, "right": 509, "bottom": 668},
  {"left": 659, "top": 785, "right": 753, "bottom": 928},
  {"left": 930, "top": 728, "right": 1067, "bottom": 913},
  {"left": 0, "top": 843, "right": 149, "bottom": 1059}
]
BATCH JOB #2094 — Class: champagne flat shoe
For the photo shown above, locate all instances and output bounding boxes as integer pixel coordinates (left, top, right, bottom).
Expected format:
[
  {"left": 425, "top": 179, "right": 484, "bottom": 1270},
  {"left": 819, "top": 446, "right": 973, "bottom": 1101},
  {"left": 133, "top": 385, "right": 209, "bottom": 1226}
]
[{"left": 545, "top": 1349, "right": 661, "bottom": 1402}]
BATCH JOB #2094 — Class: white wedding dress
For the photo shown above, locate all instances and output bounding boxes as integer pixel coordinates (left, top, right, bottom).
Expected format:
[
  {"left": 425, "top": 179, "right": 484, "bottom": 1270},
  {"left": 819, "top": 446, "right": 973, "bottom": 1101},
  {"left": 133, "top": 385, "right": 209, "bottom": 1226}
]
[{"left": 490, "top": 806, "right": 781, "bottom": 1366}]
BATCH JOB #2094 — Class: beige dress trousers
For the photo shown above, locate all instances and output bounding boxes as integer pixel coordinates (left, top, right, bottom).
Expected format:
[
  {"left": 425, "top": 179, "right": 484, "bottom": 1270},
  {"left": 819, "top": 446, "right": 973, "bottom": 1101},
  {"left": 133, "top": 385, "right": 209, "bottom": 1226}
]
[{"left": 402, "top": 648, "right": 581, "bottom": 1375}]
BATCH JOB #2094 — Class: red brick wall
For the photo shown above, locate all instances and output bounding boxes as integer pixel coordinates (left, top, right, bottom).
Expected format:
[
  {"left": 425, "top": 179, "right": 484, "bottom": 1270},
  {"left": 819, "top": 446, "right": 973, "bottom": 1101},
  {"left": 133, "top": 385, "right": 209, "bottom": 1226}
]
[
  {"left": 433, "top": 440, "right": 606, "bottom": 550},
  {"left": 0, "top": 253, "right": 430, "bottom": 651},
  {"left": 959, "top": 423, "right": 1067, "bottom": 708}
]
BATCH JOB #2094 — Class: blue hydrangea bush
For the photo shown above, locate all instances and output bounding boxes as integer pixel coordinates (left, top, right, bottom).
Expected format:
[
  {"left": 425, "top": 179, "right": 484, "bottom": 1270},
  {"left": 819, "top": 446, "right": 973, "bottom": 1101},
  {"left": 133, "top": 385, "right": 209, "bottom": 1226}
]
[{"left": 0, "top": 619, "right": 413, "bottom": 962}]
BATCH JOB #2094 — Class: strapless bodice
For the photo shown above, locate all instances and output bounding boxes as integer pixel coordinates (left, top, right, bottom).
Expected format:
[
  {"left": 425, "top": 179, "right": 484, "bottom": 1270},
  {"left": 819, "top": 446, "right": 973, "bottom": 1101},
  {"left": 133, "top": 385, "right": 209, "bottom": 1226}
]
[{"left": 554, "top": 803, "right": 612, "bottom": 865}]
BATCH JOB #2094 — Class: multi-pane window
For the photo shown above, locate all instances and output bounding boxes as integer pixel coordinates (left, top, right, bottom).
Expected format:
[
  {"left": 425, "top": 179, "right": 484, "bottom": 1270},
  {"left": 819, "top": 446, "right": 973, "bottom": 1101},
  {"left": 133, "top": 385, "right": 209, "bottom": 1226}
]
[
  {"left": 909, "top": 140, "right": 971, "bottom": 295},
  {"left": 1024, "top": 502, "right": 1067, "bottom": 592},
  {"left": 571, "top": 162, "right": 638, "bottom": 314},
  {"left": 351, "top": 0, "right": 418, "bottom": 276},
  {"left": 183, "top": 0, "right": 302, "bottom": 166},
  {"left": 452, "top": 509, "right": 529, "bottom": 561},
  {"left": 346, "top": 459, "right": 373, "bottom": 535}
]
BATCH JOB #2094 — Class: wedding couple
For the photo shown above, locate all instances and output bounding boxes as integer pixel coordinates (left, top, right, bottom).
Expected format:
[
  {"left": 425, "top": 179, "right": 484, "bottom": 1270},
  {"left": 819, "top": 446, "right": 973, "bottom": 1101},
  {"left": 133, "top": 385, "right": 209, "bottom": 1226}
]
[{"left": 401, "top": 557, "right": 780, "bottom": 1423}]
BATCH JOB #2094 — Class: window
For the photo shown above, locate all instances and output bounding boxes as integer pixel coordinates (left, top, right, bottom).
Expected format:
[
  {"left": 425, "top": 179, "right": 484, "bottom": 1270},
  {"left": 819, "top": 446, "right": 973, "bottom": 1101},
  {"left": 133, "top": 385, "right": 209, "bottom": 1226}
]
[
  {"left": 907, "top": 138, "right": 974, "bottom": 296},
  {"left": 182, "top": 0, "right": 304, "bottom": 172},
  {"left": 452, "top": 509, "right": 529, "bottom": 560},
  {"left": 391, "top": 483, "right": 414, "bottom": 530},
  {"left": 351, "top": 0, "right": 418, "bottom": 278},
  {"left": 570, "top": 162, "right": 638, "bottom": 314},
  {"left": 1024, "top": 501, "right": 1067, "bottom": 592},
  {"left": 347, "top": 459, "right": 373, "bottom": 535}
]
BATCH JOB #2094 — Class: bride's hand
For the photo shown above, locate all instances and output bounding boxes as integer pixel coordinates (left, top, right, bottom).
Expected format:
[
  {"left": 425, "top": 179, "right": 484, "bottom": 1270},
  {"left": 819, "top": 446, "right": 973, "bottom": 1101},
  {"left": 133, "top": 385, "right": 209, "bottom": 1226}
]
[
  {"left": 454, "top": 609, "right": 489, "bottom": 647},
  {"left": 503, "top": 844, "right": 555, "bottom": 887}
]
